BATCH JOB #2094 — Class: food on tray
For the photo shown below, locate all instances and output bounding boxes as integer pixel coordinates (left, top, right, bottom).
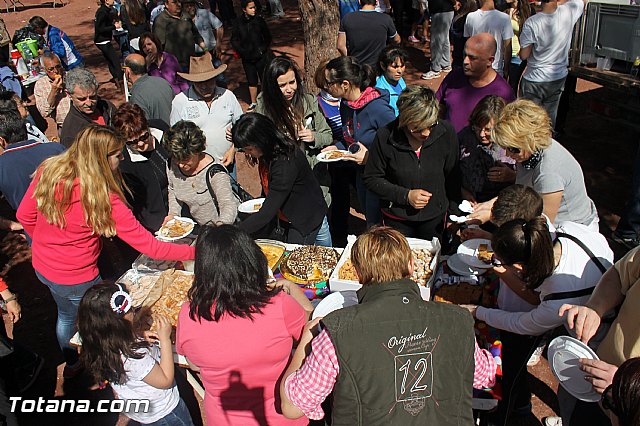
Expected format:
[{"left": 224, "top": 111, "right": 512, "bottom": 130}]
[
  {"left": 283, "top": 246, "right": 338, "bottom": 283},
  {"left": 150, "top": 271, "right": 194, "bottom": 326},
  {"left": 434, "top": 283, "right": 483, "bottom": 305},
  {"left": 121, "top": 273, "right": 160, "bottom": 307},
  {"left": 253, "top": 203, "right": 262, "bottom": 211},
  {"left": 326, "top": 150, "right": 345, "bottom": 160},
  {"left": 411, "top": 248, "right": 434, "bottom": 286},
  {"left": 159, "top": 218, "right": 194, "bottom": 238},
  {"left": 258, "top": 243, "right": 286, "bottom": 270},
  {"left": 338, "top": 258, "right": 359, "bottom": 281},
  {"left": 434, "top": 283, "right": 495, "bottom": 307},
  {"left": 477, "top": 243, "right": 493, "bottom": 265}
]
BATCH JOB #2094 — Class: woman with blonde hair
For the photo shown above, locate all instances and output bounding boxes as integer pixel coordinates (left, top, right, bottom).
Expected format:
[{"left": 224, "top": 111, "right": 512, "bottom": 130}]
[
  {"left": 471, "top": 99, "right": 599, "bottom": 230},
  {"left": 17, "top": 125, "right": 195, "bottom": 376},
  {"left": 364, "top": 85, "right": 461, "bottom": 240}
]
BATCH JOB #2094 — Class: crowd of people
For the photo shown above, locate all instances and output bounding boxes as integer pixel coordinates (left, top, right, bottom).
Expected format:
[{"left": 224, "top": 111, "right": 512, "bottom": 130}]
[{"left": 1, "top": 0, "right": 640, "bottom": 425}]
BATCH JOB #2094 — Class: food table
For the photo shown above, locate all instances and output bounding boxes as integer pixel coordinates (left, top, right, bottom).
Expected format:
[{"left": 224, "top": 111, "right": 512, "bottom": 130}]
[{"left": 112, "top": 231, "right": 502, "bottom": 414}]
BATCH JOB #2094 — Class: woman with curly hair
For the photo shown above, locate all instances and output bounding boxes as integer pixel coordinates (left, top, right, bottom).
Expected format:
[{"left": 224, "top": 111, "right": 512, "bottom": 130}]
[
  {"left": 163, "top": 120, "right": 238, "bottom": 227},
  {"left": 16, "top": 125, "right": 194, "bottom": 376},
  {"left": 176, "top": 225, "right": 311, "bottom": 425},
  {"left": 471, "top": 99, "right": 599, "bottom": 230}
]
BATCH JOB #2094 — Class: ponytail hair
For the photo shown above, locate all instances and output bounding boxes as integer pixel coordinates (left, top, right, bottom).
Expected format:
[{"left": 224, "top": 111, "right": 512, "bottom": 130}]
[
  {"left": 325, "top": 56, "right": 375, "bottom": 91},
  {"left": 492, "top": 217, "right": 554, "bottom": 289}
]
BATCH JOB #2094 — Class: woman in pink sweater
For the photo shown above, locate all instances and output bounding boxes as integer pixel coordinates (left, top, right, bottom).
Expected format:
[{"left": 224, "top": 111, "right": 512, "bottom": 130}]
[{"left": 17, "top": 125, "right": 195, "bottom": 375}]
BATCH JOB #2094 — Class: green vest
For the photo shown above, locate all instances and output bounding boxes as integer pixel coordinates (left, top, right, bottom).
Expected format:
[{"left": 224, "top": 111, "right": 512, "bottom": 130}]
[{"left": 321, "top": 278, "right": 476, "bottom": 426}]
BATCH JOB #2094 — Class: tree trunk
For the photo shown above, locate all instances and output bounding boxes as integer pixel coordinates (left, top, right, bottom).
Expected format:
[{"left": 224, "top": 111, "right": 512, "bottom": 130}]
[{"left": 299, "top": 0, "right": 341, "bottom": 94}]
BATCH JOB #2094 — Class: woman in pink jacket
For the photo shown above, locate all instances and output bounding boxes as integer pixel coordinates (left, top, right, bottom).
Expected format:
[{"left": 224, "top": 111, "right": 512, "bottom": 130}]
[{"left": 17, "top": 125, "right": 195, "bottom": 376}]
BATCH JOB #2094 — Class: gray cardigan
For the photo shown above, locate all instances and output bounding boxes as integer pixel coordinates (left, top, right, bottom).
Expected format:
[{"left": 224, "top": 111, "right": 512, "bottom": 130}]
[{"left": 167, "top": 156, "right": 239, "bottom": 225}]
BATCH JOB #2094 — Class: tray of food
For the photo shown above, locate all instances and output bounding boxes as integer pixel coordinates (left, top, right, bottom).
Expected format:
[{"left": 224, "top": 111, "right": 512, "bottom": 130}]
[
  {"left": 144, "top": 269, "right": 194, "bottom": 327},
  {"left": 433, "top": 282, "right": 494, "bottom": 306},
  {"left": 329, "top": 237, "right": 440, "bottom": 300},
  {"left": 157, "top": 217, "right": 196, "bottom": 241},
  {"left": 279, "top": 245, "right": 339, "bottom": 284},
  {"left": 256, "top": 239, "right": 287, "bottom": 270},
  {"left": 116, "top": 269, "right": 163, "bottom": 307}
]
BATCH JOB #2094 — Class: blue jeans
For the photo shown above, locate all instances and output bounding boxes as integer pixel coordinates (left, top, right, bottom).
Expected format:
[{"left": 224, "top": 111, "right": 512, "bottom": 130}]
[
  {"left": 35, "top": 271, "right": 101, "bottom": 365},
  {"left": 314, "top": 216, "right": 333, "bottom": 247},
  {"left": 355, "top": 169, "right": 381, "bottom": 227},
  {"left": 146, "top": 399, "right": 194, "bottom": 426}
]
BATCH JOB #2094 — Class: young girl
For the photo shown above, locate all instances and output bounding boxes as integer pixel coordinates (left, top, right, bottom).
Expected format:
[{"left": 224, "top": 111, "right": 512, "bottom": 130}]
[
  {"left": 255, "top": 56, "right": 332, "bottom": 245},
  {"left": 375, "top": 45, "right": 408, "bottom": 117},
  {"left": 231, "top": 0, "right": 273, "bottom": 111},
  {"left": 323, "top": 56, "right": 395, "bottom": 246},
  {"left": 78, "top": 282, "right": 194, "bottom": 425}
]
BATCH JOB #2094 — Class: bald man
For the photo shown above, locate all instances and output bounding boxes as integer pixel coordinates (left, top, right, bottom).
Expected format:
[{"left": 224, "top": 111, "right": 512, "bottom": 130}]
[
  {"left": 436, "top": 33, "right": 515, "bottom": 133},
  {"left": 124, "top": 53, "right": 175, "bottom": 125}
]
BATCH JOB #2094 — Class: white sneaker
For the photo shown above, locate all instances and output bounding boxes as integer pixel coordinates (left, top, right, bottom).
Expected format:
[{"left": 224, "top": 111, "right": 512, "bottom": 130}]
[
  {"left": 441, "top": 66, "right": 452, "bottom": 73},
  {"left": 544, "top": 416, "right": 562, "bottom": 426},
  {"left": 421, "top": 70, "right": 441, "bottom": 80}
]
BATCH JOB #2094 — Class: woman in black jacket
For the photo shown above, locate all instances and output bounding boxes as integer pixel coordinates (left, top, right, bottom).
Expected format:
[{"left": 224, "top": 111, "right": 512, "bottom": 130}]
[
  {"left": 232, "top": 113, "right": 327, "bottom": 244},
  {"left": 230, "top": 0, "right": 273, "bottom": 111},
  {"left": 94, "top": 0, "right": 123, "bottom": 86},
  {"left": 120, "top": 0, "right": 150, "bottom": 43},
  {"left": 113, "top": 103, "right": 169, "bottom": 232},
  {"left": 364, "top": 85, "right": 461, "bottom": 240}
]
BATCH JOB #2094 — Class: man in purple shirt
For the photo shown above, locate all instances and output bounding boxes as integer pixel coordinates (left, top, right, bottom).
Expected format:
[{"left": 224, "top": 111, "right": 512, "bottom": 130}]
[{"left": 436, "top": 32, "right": 515, "bottom": 133}]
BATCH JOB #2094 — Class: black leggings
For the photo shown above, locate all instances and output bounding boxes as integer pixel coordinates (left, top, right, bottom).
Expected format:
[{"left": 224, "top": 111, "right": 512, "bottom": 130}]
[
  {"left": 242, "top": 53, "right": 272, "bottom": 87},
  {"left": 95, "top": 41, "right": 123, "bottom": 80}
]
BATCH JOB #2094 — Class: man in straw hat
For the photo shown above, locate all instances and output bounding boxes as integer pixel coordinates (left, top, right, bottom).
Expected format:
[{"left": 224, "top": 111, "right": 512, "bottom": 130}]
[{"left": 170, "top": 52, "right": 242, "bottom": 173}]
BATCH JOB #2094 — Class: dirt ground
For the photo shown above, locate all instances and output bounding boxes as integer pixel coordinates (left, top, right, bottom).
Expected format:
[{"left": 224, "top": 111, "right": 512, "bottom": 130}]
[{"left": 1, "top": 0, "right": 638, "bottom": 425}]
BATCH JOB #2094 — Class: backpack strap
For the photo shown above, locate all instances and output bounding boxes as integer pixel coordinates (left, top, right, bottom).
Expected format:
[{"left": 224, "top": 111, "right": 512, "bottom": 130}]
[
  {"left": 205, "top": 163, "right": 228, "bottom": 214},
  {"left": 541, "top": 232, "right": 608, "bottom": 302},
  {"left": 555, "top": 232, "right": 608, "bottom": 274}
]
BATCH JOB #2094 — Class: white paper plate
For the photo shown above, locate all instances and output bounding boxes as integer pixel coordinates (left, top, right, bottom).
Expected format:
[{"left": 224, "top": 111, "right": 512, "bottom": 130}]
[
  {"left": 447, "top": 253, "right": 483, "bottom": 276},
  {"left": 317, "top": 150, "right": 349, "bottom": 163},
  {"left": 450, "top": 214, "right": 470, "bottom": 223},
  {"left": 548, "top": 336, "right": 600, "bottom": 402},
  {"left": 459, "top": 200, "right": 474, "bottom": 214},
  {"left": 457, "top": 239, "right": 493, "bottom": 269},
  {"left": 157, "top": 217, "right": 195, "bottom": 241},
  {"left": 312, "top": 291, "right": 359, "bottom": 320},
  {"left": 238, "top": 198, "right": 264, "bottom": 214}
]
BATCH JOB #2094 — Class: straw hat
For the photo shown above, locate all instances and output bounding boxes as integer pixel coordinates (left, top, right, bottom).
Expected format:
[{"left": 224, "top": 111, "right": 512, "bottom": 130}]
[{"left": 177, "top": 52, "right": 227, "bottom": 82}]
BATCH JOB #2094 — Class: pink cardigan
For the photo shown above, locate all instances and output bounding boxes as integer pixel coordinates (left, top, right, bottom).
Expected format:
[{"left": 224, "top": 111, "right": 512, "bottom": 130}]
[{"left": 17, "top": 177, "right": 195, "bottom": 285}]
